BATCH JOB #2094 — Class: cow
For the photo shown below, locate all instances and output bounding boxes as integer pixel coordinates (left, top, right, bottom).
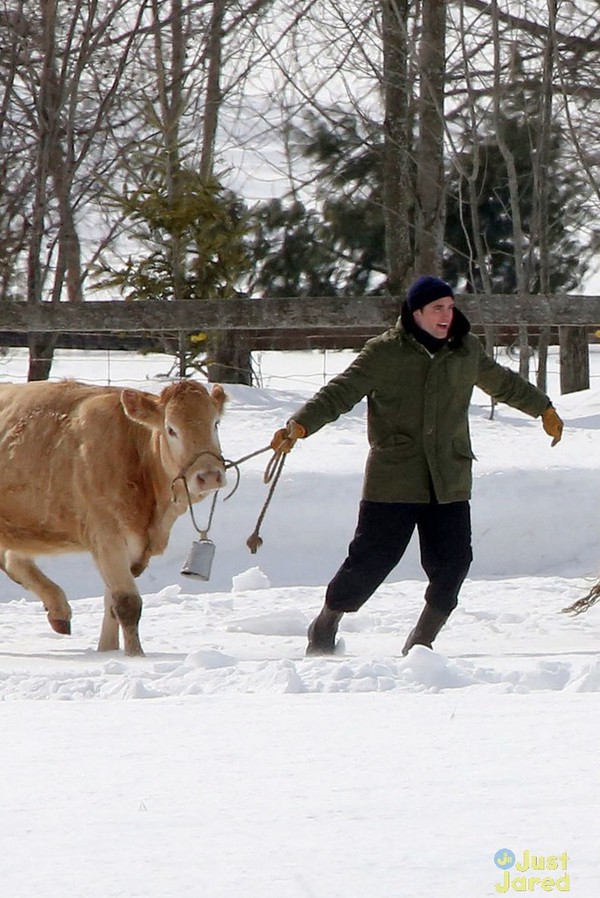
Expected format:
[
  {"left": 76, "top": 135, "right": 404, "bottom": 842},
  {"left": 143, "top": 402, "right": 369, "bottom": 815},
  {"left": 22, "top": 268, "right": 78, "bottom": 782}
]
[{"left": 0, "top": 378, "right": 227, "bottom": 656}]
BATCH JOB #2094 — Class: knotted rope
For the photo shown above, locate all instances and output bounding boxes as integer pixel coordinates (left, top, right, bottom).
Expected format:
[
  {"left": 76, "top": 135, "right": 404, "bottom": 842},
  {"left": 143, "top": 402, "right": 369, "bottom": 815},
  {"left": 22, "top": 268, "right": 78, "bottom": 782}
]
[
  {"left": 561, "top": 582, "right": 600, "bottom": 615},
  {"left": 172, "top": 449, "right": 228, "bottom": 539},
  {"left": 245, "top": 448, "right": 288, "bottom": 554},
  {"left": 173, "top": 444, "right": 288, "bottom": 552}
]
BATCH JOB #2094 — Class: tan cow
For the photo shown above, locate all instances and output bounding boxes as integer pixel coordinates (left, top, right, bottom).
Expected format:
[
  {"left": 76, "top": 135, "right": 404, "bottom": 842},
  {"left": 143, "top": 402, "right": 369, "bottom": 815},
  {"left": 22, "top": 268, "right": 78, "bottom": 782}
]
[{"left": 0, "top": 378, "right": 227, "bottom": 655}]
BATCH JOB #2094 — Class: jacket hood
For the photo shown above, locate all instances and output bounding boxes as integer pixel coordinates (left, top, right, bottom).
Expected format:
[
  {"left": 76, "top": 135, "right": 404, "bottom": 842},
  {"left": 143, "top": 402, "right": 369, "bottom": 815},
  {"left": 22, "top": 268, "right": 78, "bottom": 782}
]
[{"left": 398, "top": 300, "right": 471, "bottom": 349}]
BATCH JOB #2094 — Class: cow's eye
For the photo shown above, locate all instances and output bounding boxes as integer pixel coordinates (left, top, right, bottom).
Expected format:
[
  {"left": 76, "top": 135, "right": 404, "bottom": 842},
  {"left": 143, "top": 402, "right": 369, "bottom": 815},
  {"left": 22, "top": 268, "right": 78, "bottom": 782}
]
[{"left": 167, "top": 425, "right": 177, "bottom": 438}]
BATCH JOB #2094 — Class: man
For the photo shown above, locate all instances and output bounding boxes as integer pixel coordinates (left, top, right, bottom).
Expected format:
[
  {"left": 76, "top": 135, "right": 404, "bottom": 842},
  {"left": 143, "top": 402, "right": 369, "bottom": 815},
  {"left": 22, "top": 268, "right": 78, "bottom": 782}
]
[{"left": 271, "top": 276, "right": 564, "bottom": 656}]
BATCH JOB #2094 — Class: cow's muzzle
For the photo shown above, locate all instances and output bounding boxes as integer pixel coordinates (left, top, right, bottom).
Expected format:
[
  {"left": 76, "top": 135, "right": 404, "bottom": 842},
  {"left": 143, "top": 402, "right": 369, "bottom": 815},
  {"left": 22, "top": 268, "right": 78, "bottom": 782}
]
[
  {"left": 193, "top": 466, "right": 225, "bottom": 495},
  {"left": 173, "top": 450, "right": 227, "bottom": 499}
]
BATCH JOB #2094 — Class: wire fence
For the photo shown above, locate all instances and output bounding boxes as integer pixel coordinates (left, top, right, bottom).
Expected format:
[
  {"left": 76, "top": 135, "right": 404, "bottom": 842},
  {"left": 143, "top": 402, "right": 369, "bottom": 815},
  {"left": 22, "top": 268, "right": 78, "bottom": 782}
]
[
  {"left": 0, "top": 346, "right": 360, "bottom": 391},
  {"left": 2, "top": 343, "right": 600, "bottom": 394}
]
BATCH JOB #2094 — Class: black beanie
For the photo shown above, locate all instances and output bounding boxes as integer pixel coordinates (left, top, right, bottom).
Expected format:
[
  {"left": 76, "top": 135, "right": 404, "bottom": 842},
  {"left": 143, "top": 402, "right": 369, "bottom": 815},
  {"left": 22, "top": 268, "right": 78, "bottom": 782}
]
[{"left": 406, "top": 275, "right": 454, "bottom": 313}]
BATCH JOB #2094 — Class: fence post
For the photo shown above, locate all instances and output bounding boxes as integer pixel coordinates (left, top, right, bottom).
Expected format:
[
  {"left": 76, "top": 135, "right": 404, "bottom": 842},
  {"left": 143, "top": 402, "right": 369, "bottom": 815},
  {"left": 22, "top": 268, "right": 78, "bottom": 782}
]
[{"left": 559, "top": 326, "right": 590, "bottom": 394}]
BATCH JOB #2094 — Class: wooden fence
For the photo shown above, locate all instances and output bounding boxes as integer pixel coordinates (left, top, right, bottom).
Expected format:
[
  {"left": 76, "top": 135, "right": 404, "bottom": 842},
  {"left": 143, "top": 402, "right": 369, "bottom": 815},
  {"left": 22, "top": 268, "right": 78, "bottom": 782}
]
[
  {"left": 1, "top": 295, "right": 599, "bottom": 390},
  {"left": 1, "top": 294, "right": 599, "bottom": 335}
]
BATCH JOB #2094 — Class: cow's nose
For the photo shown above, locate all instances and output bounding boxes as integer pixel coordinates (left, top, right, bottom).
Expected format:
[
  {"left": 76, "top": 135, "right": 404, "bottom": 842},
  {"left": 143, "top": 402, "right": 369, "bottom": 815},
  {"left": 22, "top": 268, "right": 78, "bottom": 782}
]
[{"left": 194, "top": 468, "right": 226, "bottom": 493}]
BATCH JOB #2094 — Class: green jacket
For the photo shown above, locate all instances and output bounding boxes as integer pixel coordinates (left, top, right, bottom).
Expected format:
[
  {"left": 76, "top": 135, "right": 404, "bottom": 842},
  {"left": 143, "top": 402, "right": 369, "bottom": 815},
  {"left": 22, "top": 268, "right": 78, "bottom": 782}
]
[{"left": 292, "top": 310, "right": 551, "bottom": 503}]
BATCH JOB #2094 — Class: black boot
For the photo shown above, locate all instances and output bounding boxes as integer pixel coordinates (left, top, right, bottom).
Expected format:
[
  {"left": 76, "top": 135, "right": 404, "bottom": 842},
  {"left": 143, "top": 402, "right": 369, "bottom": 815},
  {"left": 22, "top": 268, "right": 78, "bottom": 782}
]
[
  {"left": 401, "top": 603, "right": 450, "bottom": 656},
  {"left": 306, "top": 605, "right": 344, "bottom": 656}
]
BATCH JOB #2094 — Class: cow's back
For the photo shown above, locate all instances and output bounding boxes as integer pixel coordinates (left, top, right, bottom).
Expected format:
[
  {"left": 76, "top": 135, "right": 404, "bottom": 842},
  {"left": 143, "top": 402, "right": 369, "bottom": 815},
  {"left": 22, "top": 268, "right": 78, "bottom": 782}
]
[{"left": 0, "top": 380, "right": 149, "bottom": 553}]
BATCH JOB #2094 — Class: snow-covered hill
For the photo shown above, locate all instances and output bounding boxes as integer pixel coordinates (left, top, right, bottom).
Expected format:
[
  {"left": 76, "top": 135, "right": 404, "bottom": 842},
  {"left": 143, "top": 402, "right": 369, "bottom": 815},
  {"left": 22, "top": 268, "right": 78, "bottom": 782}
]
[{"left": 0, "top": 347, "right": 598, "bottom": 897}]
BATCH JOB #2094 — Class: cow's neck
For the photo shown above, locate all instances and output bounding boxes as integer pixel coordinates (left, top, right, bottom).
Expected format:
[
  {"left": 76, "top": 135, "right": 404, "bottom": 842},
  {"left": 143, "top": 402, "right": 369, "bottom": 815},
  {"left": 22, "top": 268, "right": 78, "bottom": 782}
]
[{"left": 143, "top": 433, "right": 189, "bottom": 553}]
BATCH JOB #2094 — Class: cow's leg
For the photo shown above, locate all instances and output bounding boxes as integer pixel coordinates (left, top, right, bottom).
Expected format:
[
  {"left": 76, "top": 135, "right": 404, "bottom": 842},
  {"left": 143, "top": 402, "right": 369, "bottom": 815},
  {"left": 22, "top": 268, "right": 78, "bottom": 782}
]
[
  {"left": 92, "top": 541, "right": 144, "bottom": 656},
  {"left": 98, "top": 591, "right": 120, "bottom": 652},
  {"left": 0, "top": 550, "right": 72, "bottom": 634},
  {"left": 97, "top": 583, "right": 143, "bottom": 657},
  {"left": 98, "top": 548, "right": 151, "bottom": 651},
  {"left": 111, "top": 586, "right": 143, "bottom": 657}
]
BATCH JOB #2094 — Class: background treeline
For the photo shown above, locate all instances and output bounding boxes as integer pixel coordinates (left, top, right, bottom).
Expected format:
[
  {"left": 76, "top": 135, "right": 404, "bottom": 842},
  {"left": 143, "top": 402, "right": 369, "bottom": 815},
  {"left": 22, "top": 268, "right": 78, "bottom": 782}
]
[{"left": 1, "top": 1, "right": 600, "bottom": 384}]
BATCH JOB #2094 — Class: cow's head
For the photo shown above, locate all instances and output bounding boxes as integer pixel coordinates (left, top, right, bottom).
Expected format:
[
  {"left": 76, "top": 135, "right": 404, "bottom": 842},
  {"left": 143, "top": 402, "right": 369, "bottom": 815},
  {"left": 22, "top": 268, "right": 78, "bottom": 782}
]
[{"left": 121, "top": 380, "right": 227, "bottom": 499}]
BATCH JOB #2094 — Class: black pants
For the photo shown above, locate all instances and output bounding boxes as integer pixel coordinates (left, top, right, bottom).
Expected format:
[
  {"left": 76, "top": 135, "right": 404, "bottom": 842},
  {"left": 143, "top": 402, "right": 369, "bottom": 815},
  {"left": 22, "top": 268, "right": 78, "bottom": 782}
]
[{"left": 325, "top": 499, "right": 473, "bottom": 614}]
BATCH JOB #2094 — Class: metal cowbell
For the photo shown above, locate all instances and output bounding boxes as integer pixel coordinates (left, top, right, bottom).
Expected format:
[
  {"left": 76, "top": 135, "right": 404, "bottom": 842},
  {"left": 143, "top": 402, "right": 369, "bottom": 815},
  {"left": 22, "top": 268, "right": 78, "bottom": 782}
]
[{"left": 180, "top": 539, "right": 216, "bottom": 581}]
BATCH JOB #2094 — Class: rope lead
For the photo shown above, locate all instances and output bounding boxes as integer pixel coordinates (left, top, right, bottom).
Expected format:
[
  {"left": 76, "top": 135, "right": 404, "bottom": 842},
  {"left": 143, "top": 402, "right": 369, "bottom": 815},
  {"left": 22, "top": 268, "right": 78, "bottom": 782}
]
[
  {"left": 246, "top": 448, "right": 288, "bottom": 554},
  {"left": 175, "top": 443, "right": 289, "bottom": 555},
  {"left": 562, "top": 583, "right": 600, "bottom": 615}
]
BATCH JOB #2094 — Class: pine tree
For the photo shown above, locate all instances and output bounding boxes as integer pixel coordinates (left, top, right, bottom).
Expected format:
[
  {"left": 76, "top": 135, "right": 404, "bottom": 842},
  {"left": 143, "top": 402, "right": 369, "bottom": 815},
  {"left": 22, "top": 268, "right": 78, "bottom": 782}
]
[
  {"left": 444, "top": 112, "right": 589, "bottom": 294},
  {"left": 94, "top": 167, "right": 251, "bottom": 379},
  {"left": 249, "top": 112, "right": 387, "bottom": 298},
  {"left": 249, "top": 109, "right": 591, "bottom": 300}
]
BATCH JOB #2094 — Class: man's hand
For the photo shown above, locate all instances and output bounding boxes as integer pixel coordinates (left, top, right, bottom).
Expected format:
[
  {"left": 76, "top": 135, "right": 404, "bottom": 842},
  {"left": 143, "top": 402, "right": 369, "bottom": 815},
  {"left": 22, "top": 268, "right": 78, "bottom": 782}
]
[
  {"left": 270, "top": 420, "right": 307, "bottom": 453},
  {"left": 542, "top": 406, "right": 563, "bottom": 447}
]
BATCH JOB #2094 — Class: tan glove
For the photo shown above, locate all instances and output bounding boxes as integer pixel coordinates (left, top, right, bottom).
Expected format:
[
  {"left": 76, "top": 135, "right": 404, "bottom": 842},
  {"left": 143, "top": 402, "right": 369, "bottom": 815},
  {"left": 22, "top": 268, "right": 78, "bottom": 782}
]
[
  {"left": 542, "top": 406, "right": 563, "bottom": 447},
  {"left": 270, "top": 420, "right": 307, "bottom": 453}
]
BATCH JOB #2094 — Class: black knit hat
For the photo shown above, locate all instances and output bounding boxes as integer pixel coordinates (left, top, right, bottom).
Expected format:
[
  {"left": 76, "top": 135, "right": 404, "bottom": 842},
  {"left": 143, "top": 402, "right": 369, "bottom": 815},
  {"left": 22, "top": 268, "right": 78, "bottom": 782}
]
[{"left": 406, "top": 275, "right": 454, "bottom": 313}]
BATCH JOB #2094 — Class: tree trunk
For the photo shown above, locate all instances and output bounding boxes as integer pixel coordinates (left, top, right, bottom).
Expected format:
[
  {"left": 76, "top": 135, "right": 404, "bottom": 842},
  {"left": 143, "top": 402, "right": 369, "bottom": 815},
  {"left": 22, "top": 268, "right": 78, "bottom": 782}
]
[
  {"left": 381, "top": 0, "right": 412, "bottom": 295},
  {"left": 414, "top": 0, "right": 447, "bottom": 274},
  {"left": 491, "top": 3, "right": 531, "bottom": 380},
  {"left": 200, "top": 0, "right": 225, "bottom": 185},
  {"left": 207, "top": 332, "right": 252, "bottom": 385},
  {"left": 483, "top": 325, "right": 497, "bottom": 419},
  {"left": 559, "top": 327, "right": 589, "bottom": 394},
  {"left": 27, "top": 332, "right": 59, "bottom": 381},
  {"left": 201, "top": 0, "right": 247, "bottom": 381},
  {"left": 25, "top": 0, "right": 84, "bottom": 381},
  {"left": 42, "top": 0, "right": 83, "bottom": 307},
  {"left": 518, "top": 323, "right": 530, "bottom": 380},
  {"left": 530, "top": 3, "right": 556, "bottom": 395},
  {"left": 536, "top": 327, "right": 550, "bottom": 392}
]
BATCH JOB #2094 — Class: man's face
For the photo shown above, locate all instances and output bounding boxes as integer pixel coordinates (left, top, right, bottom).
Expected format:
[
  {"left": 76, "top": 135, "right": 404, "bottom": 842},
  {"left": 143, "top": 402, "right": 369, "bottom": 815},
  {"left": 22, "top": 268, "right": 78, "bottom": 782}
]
[{"left": 413, "top": 297, "right": 455, "bottom": 339}]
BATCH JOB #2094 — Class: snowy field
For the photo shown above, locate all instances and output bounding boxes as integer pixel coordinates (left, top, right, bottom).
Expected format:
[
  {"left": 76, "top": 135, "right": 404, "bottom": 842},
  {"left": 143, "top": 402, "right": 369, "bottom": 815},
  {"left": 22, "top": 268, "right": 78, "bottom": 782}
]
[{"left": 1, "top": 344, "right": 599, "bottom": 897}]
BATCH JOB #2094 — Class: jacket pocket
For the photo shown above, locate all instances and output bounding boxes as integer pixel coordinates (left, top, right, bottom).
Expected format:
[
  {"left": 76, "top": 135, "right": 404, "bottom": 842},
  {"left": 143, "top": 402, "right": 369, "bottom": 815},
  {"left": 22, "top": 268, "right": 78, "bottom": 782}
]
[
  {"left": 452, "top": 437, "right": 477, "bottom": 460},
  {"left": 378, "top": 435, "right": 418, "bottom": 456}
]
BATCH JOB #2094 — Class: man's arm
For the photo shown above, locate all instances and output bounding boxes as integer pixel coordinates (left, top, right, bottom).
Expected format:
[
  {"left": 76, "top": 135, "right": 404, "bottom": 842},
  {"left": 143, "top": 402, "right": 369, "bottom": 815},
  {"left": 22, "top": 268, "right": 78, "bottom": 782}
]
[{"left": 475, "top": 341, "right": 563, "bottom": 445}]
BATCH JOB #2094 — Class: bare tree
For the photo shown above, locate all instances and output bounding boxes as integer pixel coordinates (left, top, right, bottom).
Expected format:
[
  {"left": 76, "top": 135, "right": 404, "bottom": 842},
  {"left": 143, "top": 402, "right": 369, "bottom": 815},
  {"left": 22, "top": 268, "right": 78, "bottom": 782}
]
[
  {"left": 381, "top": 0, "right": 413, "bottom": 294},
  {"left": 446, "top": 0, "right": 598, "bottom": 391},
  {"left": 528, "top": 0, "right": 556, "bottom": 393},
  {"left": 414, "top": 0, "right": 447, "bottom": 275},
  {"left": 108, "top": 0, "right": 277, "bottom": 384},
  {"left": 4, "top": 0, "right": 600, "bottom": 391},
  {"left": 26, "top": 0, "right": 85, "bottom": 379},
  {"left": 0, "top": 0, "right": 152, "bottom": 378}
]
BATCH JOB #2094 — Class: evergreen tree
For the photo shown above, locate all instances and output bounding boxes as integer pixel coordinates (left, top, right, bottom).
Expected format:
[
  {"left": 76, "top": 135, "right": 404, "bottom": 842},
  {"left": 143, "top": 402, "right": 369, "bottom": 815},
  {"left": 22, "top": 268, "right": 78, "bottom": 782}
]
[
  {"left": 444, "top": 113, "right": 589, "bottom": 293},
  {"left": 249, "top": 199, "right": 340, "bottom": 298},
  {"left": 249, "top": 109, "right": 591, "bottom": 298},
  {"left": 95, "top": 167, "right": 250, "bottom": 378},
  {"left": 99, "top": 170, "right": 249, "bottom": 302},
  {"left": 249, "top": 112, "right": 387, "bottom": 298}
]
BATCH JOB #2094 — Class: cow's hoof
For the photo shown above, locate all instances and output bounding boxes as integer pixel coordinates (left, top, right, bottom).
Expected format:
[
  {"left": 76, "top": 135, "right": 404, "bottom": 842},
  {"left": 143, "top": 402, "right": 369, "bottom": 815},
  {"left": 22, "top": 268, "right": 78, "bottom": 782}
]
[
  {"left": 124, "top": 646, "right": 145, "bottom": 657},
  {"left": 49, "top": 617, "right": 71, "bottom": 635}
]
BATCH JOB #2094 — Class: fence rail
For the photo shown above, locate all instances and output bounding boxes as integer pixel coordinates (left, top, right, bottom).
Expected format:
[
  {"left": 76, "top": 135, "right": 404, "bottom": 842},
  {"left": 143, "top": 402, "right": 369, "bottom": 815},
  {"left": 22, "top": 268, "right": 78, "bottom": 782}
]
[{"left": 1, "top": 295, "right": 599, "bottom": 333}]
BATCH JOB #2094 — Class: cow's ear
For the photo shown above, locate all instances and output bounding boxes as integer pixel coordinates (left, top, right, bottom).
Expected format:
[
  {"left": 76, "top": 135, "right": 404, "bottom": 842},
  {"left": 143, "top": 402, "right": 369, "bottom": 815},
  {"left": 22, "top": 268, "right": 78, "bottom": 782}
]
[
  {"left": 210, "top": 384, "right": 228, "bottom": 411},
  {"left": 121, "top": 389, "right": 162, "bottom": 428}
]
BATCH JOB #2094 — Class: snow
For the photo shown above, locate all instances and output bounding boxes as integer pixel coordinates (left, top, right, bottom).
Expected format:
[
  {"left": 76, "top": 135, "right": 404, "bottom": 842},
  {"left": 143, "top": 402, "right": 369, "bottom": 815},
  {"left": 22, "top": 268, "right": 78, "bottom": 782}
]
[{"left": 0, "top": 345, "right": 599, "bottom": 897}]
